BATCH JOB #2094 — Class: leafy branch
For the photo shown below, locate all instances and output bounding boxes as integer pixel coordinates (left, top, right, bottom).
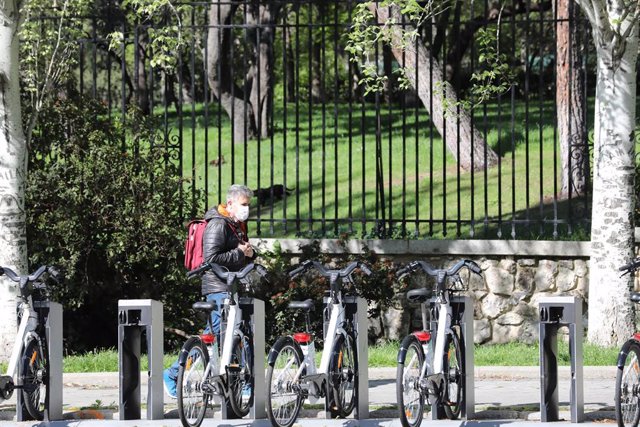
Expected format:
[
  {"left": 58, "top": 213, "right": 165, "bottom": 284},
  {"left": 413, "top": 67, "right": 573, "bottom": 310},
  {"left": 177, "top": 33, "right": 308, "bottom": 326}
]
[{"left": 107, "top": 0, "right": 186, "bottom": 73}]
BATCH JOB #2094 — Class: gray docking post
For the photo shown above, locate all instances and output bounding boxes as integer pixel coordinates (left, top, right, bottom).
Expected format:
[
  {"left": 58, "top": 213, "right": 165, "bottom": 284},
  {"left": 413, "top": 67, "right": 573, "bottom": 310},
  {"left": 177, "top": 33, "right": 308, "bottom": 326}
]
[
  {"left": 117, "top": 299, "right": 163, "bottom": 420},
  {"left": 538, "top": 296, "right": 584, "bottom": 423}
]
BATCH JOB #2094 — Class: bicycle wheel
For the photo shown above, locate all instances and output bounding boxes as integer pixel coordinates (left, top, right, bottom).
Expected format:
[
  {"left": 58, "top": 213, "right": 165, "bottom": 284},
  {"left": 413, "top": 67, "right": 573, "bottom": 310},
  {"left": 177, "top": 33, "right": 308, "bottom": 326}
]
[
  {"left": 616, "top": 340, "right": 640, "bottom": 427},
  {"left": 329, "top": 331, "right": 357, "bottom": 417},
  {"left": 228, "top": 333, "right": 254, "bottom": 417},
  {"left": 177, "top": 337, "right": 210, "bottom": 427},
  {"left": 442, "top": 325, "right": 464, "bottom": 420},
  {"left": 20, "top": 336, "right": 48, "bottom": 420},
  {"left": 266, "top": 337, "right": 305, "bottom": 427},
  {"left": 397, "top": 334, "right": 425, "bottom": 427}
]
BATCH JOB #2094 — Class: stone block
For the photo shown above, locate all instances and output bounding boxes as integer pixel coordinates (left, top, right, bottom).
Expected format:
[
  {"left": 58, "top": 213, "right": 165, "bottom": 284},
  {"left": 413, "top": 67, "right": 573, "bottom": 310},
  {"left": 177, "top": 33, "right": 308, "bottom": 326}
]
[
  {"left": 499, "top": 259, "right": 517, "bottom": 274},
  {"left": 556, "top": 266, "right": 577, "bottom": 292},
  {"left": 534, "top": 260, "right": 557, "bottom": 292},
  {"left": 481, "top": 293, "right": 512, "bottom": 319},
  {"left": 474, "top": 319, "right": 491, "bottom": 344},
  {"left": 485, "top": 265, "right": 514, "bottom": 296},
  {"left": 382, "top": 307, "right": 408, "bottom": 341},
  {"left": 574, "top": 259, "right": 588, "bottom": 277},
  {"left": 515, "top": 267, "right": 535, "bottom": 297}
]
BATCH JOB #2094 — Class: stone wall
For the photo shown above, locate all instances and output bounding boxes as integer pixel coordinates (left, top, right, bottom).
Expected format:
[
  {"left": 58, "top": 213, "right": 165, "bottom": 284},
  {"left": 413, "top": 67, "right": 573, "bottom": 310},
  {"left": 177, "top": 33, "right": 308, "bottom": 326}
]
[
  {"left": 252, "top": 238, "right": 595, "bottom": 344},
  {"left": 367, "top": 256, "right": 589, "bottom": 345}
]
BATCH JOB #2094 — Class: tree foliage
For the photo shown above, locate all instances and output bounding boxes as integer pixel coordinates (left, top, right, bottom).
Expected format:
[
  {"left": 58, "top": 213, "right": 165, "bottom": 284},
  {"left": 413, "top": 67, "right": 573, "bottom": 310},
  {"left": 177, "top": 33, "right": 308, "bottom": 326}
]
[
  {"left": 345, "top": 0, "right": 514, "bottom": 107},
  {"left": 25, "top": 96, "right": 202, "bottom": 352}
]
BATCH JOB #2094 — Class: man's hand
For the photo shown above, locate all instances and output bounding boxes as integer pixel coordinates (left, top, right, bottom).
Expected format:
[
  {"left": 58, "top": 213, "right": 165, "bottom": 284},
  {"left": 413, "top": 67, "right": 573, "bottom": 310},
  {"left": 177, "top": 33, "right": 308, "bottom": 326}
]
[{"left": 238, "top": 242, "right": 254, "bottom": 258}]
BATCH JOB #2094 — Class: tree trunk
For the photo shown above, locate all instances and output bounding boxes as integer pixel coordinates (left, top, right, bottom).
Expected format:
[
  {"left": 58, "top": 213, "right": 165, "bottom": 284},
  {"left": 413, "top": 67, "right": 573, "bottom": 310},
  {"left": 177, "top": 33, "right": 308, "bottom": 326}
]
[
  {"left": 585, "top": 14, "right": 638, "bottom": 346},
  {"left": 247, "top": 3, "right": 281, "bottom": 138},
  {"left": 285, "top": 23, "right": 296, "bottom": 103},
  {"left": 309, "top": 1, "right": 326, "bottom": 103},
  {"left": 0, "top": 0, "right": 28, "bottom": 360},
  {"left": 135, "top": 30, "right": 150, "bottom": 115},
  {"left": 369, "top": 4, "right": 499, "bottom": 171},
  {"left": 207, "top": 1, "right": 257, "bottom": 143},
  {"left": 555, "top": 0, "right": 588, "bottom": 198},
  {"left": 311, "top": 39, "right": 324, "bottom": 102}
]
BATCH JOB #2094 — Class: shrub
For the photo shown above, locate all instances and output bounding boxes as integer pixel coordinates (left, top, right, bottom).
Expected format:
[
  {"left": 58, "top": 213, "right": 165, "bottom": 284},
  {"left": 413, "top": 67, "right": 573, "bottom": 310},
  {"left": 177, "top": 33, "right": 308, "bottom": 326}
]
[{"left": 26, "top": 97, "right": 203, "bottom": 353}]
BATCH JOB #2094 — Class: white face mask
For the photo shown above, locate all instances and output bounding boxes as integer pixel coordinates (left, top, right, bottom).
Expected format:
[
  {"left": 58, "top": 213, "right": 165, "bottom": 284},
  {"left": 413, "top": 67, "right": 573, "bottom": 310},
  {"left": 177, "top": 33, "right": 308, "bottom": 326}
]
[{"left": 235, "top": 204, "right": 250, "bottom": 222}]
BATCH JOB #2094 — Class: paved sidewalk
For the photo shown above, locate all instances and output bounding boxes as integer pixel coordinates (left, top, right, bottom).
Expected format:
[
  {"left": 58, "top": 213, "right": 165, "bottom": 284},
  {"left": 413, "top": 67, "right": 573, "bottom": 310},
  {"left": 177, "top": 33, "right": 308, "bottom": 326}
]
[{"left": 1, "top": 366, "right": 618, "bottom": 425}]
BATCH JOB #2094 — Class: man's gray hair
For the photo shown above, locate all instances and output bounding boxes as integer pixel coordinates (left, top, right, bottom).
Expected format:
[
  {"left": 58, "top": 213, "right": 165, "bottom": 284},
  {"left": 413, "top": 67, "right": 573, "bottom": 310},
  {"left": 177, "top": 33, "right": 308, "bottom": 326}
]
[{"left": 227, "top": 184, "right": 253, "bottom": 202}]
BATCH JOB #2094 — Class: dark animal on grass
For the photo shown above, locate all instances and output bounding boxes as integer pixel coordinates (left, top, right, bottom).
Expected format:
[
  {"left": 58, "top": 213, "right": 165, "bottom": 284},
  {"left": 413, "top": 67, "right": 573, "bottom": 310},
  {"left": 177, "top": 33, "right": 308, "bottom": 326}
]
[
  {"left": 254, "top": 185, "right": 294, "bottom": 206},
  {"left": 209, "top": 155, "right": 225, "bottom": 167}
]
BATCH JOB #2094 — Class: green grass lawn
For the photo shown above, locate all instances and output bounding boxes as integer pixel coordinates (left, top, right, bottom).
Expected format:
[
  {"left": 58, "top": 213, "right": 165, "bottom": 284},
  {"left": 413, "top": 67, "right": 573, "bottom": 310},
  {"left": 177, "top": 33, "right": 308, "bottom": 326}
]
[
  {"left": 0, "top": 341, "right": 618, "bottom": 373},
  {"left": 164, "top": 99, "right": 603, "bottom": 238}
]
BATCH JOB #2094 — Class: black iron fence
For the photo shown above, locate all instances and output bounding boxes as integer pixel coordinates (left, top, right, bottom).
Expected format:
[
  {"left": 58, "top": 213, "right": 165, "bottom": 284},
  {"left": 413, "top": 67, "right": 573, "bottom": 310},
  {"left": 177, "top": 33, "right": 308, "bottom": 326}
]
[{"left": 57, "top": 0, "right": 595, "bottom": 238}]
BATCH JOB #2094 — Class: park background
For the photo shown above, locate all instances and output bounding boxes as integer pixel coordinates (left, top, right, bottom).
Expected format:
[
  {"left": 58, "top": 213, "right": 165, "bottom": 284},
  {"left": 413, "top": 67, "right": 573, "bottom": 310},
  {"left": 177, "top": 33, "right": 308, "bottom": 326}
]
[{"left": 2, "top": 0, "right": 639, "bottom": 357}]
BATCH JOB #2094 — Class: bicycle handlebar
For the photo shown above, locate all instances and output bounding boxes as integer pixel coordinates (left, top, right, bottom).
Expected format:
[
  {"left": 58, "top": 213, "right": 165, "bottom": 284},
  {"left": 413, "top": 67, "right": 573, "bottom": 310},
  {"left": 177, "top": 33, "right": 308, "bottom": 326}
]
[
  {"left": 396, "top": 259, "right": 482, "bottom": 280},
  {"left": 0, "top": 265, "right": 61, "bottom": 284},
  {"left": 288, "top": 260, "right": 372, "bottom": 281},
  {"left": 0, "top": 265, "right": 60, "bottom": 298},
  {"left": 619, "top": 258, "right": 640, "bottom": 275},
  {"left": 187, "top": 262, "right": 268, "bottom": 283}
]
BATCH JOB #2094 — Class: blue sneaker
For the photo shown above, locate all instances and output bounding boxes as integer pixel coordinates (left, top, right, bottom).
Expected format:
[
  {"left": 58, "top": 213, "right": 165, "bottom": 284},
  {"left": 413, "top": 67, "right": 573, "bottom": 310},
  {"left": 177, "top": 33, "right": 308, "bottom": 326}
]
[
  {"left": 241, "top": 383, "right": 252, "bottom": 400},
  {"left": 163, "top": 368, "right": 177, "bottom": 399}
]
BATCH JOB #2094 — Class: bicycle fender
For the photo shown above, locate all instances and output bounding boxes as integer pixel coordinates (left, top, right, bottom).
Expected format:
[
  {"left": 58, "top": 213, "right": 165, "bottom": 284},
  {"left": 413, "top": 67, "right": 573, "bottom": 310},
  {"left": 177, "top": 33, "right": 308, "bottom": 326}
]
[
  {"left": 397, "top": 334, "right": 420, "bottom": 364},
  {"left": 178, "top": 336, "right": 204, "bottom": 367},
  {"left": 617, "top": 339, "right": 640, "bottom": 369},
  {"left": 267, "top": 336, "right": 296, "bottom": 366}
]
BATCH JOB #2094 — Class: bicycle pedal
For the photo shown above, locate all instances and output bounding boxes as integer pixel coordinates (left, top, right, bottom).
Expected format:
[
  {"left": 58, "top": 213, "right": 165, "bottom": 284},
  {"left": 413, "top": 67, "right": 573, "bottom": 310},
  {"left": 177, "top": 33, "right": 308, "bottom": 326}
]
[{"left": 226, "top": 364, "right": 242, "bottom": 372}]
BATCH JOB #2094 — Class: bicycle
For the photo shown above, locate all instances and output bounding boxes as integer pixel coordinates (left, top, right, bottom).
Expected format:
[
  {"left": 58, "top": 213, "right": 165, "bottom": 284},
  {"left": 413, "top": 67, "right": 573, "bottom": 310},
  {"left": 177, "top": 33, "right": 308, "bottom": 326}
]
[
  {"left": 0, "top": 265, "right": 60, "bottom": 421},
  {"left": 177, "top": 261, "right": 267, "bottom": 427},
  {"left": 615, "top": 257, "right": 640, "bottom": 427},
  {"left": 395, "top": 259, "right": 482, "bottom": 427},
  {"left": 266, "top": 260, "right": 372, "bottom": 427}
]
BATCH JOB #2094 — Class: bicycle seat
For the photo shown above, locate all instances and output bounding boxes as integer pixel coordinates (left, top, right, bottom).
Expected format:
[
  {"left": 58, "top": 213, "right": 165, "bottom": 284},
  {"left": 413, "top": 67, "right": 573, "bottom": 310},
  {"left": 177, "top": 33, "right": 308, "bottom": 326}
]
[
  {"left": 631, "top": 292, "right": 640, "bottom": 303},
  {"left": 193, "top": 301, "right": 218, "bottom": 312},
  {"left": 406, "top": 288, "right": 432, "bottom": 303},
  {"left": 288, "top": 299, "right": 315, "bottom": 311}
]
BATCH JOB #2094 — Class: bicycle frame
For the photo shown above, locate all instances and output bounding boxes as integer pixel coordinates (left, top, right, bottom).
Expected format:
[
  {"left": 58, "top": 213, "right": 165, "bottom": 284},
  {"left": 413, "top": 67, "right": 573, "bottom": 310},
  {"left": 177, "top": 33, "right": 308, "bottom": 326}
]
[
  {"left": 193, "top": 291, "right": 248, "bottom": 401},
  {"left": 6, "top": 301, "right": 39, "bottom": 379},
  {"left": 0, "top": 301, "right": 39, "bottom": 403},
  {"left": 0, "top": 265, "right": 57, "bottom": 410},
  {"left": 277, "top": 299, "right": 345, "bottom": 393},
  {"left": 396, "top": 258, "right": 480, "bottom": 420},
  {"left": 403, "top": 290, "right": 452, "bottom": 401},
  {"left": 272, "top": 262, "right": 367, "bottom": 399},
  {"left": 431, "top": 289, "right": 453, "bottom": 377},
  {"left": 218, "top": 295, "right": 246, "bottom": 376}
]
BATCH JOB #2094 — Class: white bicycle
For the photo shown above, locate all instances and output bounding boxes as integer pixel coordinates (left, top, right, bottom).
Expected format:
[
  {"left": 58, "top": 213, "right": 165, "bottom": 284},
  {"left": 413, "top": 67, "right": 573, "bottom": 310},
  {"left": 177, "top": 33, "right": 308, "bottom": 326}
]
[
  {"left": 177, "top": 261, "right": 267, "bottom": 427},
  {"left": 395, "top": 259, "right": 481, "bottom": 427},
  {"left": 0, "top": 265, "right": 60, "bottom": 421},
  {"left": 266, "top": 260, "right": 372, "bottom": 427}
]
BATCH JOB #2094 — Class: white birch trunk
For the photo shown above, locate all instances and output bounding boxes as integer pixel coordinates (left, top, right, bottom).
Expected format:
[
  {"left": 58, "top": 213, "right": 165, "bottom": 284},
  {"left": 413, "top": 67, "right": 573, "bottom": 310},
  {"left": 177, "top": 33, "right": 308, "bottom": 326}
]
[
  {"left": 0, "top": 0, "right": 27, "bottom": 361},
  {"left": 583, "top": 1, "right": 638, "bottom": 346}
]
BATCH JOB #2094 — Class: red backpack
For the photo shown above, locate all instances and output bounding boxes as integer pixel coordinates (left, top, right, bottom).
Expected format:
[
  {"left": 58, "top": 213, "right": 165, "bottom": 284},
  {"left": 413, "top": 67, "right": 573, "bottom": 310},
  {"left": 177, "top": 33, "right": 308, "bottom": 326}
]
[{"left": 184, "top": 219, "right": 209, "bottom": 270}]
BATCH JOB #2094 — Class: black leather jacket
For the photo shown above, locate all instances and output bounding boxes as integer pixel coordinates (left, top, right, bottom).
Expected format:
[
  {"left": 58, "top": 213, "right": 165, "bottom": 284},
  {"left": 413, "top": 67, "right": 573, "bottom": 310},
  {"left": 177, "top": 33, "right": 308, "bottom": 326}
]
[{"left": 201, "top": 206, "right": 250, "bottom": 295}]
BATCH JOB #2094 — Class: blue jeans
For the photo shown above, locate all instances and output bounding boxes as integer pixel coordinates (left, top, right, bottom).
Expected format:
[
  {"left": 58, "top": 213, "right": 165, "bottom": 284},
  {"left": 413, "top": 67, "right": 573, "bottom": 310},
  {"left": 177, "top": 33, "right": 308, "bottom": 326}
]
[{"left": 165, "top": 292, "right": 228, "bottom": 384}]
